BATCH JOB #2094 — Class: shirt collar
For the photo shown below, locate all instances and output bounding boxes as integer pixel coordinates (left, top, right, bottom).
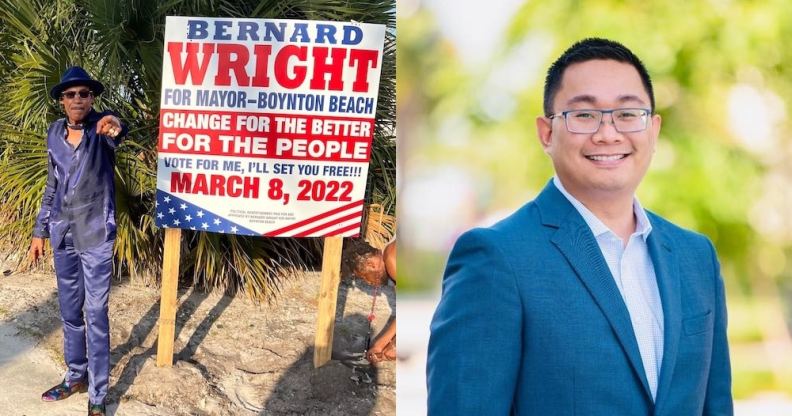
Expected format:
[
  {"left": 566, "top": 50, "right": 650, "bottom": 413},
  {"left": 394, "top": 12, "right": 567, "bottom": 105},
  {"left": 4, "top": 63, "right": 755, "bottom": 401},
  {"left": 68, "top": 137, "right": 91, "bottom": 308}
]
[{"left": 553, "top": 176, "right": 652, "bottom": 241}]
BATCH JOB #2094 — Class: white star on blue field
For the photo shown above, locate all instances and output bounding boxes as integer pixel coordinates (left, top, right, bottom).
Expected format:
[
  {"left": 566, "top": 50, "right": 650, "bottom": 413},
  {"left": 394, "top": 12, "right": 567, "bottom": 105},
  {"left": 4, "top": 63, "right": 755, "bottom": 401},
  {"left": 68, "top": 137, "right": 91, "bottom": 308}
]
[{"left": 155, "top": 190, "right": 257, "bottom": 236}]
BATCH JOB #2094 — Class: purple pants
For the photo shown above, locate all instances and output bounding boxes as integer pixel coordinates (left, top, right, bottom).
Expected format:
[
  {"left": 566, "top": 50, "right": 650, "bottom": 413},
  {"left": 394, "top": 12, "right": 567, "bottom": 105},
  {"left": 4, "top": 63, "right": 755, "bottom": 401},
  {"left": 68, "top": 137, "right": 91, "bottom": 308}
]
[{"left": 53, "top": 232, "right": 113, "bottom": 404}]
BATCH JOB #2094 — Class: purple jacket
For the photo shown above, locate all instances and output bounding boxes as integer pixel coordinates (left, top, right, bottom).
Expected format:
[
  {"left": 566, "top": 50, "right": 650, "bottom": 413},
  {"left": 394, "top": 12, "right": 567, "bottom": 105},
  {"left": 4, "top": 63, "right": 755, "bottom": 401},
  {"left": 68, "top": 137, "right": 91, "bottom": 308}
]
[{"left": 33, "top": 109, "right": 127, "bottom": 251}]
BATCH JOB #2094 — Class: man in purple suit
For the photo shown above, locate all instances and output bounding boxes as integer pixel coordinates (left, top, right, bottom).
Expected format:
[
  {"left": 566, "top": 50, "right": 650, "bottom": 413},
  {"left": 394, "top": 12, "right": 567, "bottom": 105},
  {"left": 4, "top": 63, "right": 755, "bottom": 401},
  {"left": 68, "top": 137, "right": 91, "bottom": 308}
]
[{"left": 29, "top": 66, "right": 127, "bottom": 416}]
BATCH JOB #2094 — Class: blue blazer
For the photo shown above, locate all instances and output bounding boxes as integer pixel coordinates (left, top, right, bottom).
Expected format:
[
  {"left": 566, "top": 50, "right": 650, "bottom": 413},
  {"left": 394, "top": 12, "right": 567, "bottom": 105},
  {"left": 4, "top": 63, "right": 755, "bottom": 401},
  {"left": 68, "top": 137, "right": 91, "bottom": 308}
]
[{"left": 427, "top": 181, "right": 732, "bottom": 415}]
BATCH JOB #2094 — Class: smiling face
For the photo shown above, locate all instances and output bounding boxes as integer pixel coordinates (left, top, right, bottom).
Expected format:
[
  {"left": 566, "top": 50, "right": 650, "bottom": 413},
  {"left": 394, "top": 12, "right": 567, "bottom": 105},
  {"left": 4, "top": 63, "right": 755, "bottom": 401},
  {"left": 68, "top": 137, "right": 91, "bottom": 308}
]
[
  {"left": 536, "top": 59, "right": 661, "bottom": 201},
  {"left": 59, "top": 85, "right": 95, "bottom": 124}
]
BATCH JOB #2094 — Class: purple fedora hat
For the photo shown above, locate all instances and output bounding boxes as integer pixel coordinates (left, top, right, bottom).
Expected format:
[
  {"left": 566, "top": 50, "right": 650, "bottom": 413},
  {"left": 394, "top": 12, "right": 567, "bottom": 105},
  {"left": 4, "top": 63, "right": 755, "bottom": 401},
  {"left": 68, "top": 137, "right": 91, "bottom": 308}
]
[{"left": 50, "top": 66, "right": 105, "bottom": 99}]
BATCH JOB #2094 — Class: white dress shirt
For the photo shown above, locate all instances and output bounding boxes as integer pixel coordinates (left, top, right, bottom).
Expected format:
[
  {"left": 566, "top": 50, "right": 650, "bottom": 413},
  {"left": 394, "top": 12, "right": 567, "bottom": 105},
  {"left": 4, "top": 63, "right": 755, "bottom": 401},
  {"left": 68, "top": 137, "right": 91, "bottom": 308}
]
[{"left": 553, "top": 176, "right": 665, "bottom": 400}]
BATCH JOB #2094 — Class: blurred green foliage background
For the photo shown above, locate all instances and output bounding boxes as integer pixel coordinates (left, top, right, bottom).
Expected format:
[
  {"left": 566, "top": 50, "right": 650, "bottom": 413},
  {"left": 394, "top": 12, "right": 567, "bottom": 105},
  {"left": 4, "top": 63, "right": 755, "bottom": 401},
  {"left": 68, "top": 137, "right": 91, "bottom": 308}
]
[{"left": 398, "top": 0, "right": 792, "bottom": 400}]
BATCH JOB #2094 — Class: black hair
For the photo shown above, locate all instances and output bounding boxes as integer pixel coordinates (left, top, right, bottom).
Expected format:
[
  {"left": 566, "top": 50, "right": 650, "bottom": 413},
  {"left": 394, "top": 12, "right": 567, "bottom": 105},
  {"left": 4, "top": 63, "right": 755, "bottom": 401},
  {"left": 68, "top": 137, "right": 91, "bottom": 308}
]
[{"left": 543, "top": 38, "right": 655, "bottom": 116}]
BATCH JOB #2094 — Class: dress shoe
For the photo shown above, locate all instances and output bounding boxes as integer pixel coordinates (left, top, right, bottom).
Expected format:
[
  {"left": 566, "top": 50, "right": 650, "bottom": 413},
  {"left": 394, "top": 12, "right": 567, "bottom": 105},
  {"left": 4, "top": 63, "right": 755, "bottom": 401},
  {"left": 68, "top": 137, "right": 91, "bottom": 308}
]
[
  {"left": 41, "top": 378, "right": 87, "bottom": 402},
  {"left": 88, "top": 401, "right": 106, "bottom": 416}
]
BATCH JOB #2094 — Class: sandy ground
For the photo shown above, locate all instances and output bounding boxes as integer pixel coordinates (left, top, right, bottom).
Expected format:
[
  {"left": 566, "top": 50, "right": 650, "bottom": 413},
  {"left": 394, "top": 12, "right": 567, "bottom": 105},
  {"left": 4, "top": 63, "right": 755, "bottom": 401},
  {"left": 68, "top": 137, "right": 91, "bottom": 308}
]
[{"left": 0, "top": 268, "right": 395, "bottom": 416}]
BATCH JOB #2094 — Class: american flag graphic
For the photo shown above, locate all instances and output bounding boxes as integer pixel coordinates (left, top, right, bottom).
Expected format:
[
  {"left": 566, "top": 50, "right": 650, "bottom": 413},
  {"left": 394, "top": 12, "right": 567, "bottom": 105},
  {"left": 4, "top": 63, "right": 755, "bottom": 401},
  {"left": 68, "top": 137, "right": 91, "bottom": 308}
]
[
  {"left": 264, "top": 199, "right": 363, "bottom": 237},
  {"left": 155, "top": 190, "right": 258, "bottom": 235},
  {"left": 155, "top": 190, "right": 364, "bottom": 237}
]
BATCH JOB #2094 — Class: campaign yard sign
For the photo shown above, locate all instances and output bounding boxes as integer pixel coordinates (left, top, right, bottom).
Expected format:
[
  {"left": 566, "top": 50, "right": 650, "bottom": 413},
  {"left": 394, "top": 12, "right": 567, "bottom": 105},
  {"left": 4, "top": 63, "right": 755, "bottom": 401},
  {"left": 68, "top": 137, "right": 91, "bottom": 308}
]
[{"left": 155, "top": 16, "right": 386, "bottom": 237}]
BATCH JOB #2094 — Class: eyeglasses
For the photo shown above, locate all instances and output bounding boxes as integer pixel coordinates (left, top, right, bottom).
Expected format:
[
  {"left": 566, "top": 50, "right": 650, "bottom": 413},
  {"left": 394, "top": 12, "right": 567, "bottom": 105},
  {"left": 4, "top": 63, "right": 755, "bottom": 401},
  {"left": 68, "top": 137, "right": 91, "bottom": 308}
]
[
  {"left": 548, "top": 108, "right": 651, "bottom": 134},
  {"left": 60, "top": 90, "right": 93, "bottom": 99}
]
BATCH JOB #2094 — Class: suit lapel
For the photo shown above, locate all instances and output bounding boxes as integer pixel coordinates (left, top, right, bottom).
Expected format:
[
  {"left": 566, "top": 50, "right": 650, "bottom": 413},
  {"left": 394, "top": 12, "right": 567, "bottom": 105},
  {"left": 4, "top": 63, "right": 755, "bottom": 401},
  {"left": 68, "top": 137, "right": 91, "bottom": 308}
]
[
  {"left": 645, "top": 222, "right": 681, "bottom": 413},
  {"left": 550, "top": 218, "right": 653, "bottom": 400},
  {"left": 536, "top": 181, "right": 653, "bottom": 400}
]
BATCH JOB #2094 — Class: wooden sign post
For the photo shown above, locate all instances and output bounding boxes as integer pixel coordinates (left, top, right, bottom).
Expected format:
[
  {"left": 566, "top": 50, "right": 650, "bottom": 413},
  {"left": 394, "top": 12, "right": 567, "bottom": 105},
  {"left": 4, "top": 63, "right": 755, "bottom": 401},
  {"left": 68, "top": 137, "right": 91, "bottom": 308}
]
[
  {"left": 313, "top": 236, "right": 344, "bottom": 367},
  {"left": 156, "top": 228, "right": 182, "bottom": 367}
]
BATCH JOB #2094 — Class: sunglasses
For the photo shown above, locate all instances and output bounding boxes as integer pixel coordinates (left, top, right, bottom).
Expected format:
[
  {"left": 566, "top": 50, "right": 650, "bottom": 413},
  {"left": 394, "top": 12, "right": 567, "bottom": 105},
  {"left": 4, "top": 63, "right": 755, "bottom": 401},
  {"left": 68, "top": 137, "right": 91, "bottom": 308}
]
[{"left": 61, "top": 90, "right": 93, "bottom": 99}]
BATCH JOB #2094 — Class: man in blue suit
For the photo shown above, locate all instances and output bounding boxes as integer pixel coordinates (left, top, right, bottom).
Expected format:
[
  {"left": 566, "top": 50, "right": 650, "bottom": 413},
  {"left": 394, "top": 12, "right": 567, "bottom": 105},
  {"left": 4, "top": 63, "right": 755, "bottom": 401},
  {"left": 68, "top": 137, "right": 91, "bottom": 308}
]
[
  {"left": 427, "top": 38, "right": 732, "bottom": 415},
  {"left": 29, "top": 66, "right": 127, "bottom": 416}
]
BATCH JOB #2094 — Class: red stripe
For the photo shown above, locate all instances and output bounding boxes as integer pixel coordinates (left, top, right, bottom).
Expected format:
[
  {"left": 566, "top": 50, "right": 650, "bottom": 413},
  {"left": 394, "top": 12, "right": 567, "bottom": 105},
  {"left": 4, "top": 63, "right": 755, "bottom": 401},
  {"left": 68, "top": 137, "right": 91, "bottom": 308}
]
[
  {"left": 293, "top": 211, "right": 362, "bottom": 237},
  {"left": 263, "top": 199, "right": 364, "bottom": 236},
  {"left": 157, "top": 109, "right": 375, "bottom": 163},
  {"left": 159, "top": 108, "right": 375, "bottom": 124},
  {"left": 158, "top": 136, "right": 372, "bottom": 163},
  {"left": 323, "top": 222, "right": 363, "bottom": 237}
]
